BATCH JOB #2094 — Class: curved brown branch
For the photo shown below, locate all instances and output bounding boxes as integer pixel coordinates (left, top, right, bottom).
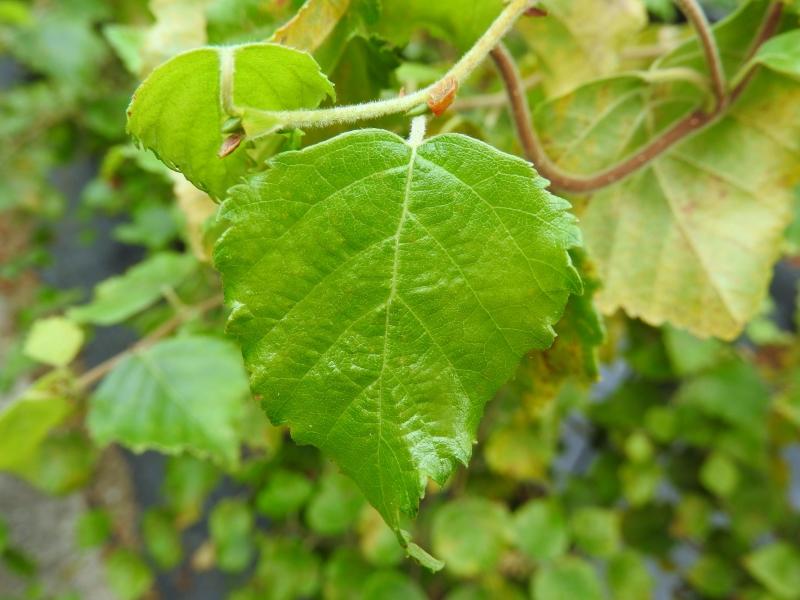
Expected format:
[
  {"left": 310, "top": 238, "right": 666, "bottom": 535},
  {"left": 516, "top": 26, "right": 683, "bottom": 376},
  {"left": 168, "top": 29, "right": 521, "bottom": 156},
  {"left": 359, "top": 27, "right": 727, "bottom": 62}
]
[
  {"left": 491, "top": 2, "right": 784, "bottom": 194},
  {"left": 675, "top": 0, "right": 727, "bottom": 107},
  {"left": 490, "top": 44, "right": 721, "bottom": 193}
]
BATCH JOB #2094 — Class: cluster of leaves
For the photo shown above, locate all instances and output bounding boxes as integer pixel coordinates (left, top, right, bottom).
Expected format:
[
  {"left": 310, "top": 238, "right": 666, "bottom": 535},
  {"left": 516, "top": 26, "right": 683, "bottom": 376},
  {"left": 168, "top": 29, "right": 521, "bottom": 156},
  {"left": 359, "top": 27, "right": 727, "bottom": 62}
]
[{"left": 2, "top": 0, "right": 800, "bottom": 598}]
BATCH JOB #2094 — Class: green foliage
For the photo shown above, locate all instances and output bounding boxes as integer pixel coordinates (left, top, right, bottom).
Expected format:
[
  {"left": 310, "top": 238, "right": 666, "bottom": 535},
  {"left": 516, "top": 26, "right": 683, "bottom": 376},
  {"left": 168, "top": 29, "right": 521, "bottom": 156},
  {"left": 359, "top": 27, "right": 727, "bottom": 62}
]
[
  {"left": 5, "top": 0, "right": 800, "bottom": 597},
  {"left": 214, "top": 128, "right": 580, "bottom": 533}
]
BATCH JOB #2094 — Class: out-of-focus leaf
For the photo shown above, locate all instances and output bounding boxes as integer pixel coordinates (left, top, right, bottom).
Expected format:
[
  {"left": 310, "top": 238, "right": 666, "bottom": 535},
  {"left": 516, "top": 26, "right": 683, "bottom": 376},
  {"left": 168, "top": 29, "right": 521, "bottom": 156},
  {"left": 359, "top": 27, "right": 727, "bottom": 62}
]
[
  {"left": 570, "top": 506, "right": 621, "bottom": 558},
  {"left": 663, "top": 326, "right": 729, "bottom": 376},
  {"left": 700, "top": 452, "right": 739, "bottom": 497},
  {"left": 512, "top": 499, "right": 568, "bottom": 562},
  {"left": 75, "top": 509, "right": 112, "bottom": 550},
  {"left": 68, "top": 252, "right": 197, "bottom": 325},
  {"left": 105, "top": 549, "right": 154, "bottom": 600},
  {"left": 89, "top": 336, "right": 250, "bottom": 466},
  {"left": 676, "top": 360, "right": 768, "bottom": 430},
  {"left": 252, "top": 536, "right": 321, "bottom": 600},
  {"left": 0, "top": 373, "right": 73, "bottom": 471},
  {"left": 608, "top": 550, "right": 654, "bottom": 600},
  {"left": 142, "top": 508, "right": 183, "bottom": 570},
  {"left": 255, "top": 469, "right": 313, "bottom": 519},
  {"left": 362, "top": 570, "right": 426, "bottom": 600},
  {"left": 485, "top": 425, "right": 551, "bottom": 481},
  {"left": 432, "top": 497, "right": 511, "bottom": 577},
  {"left": 16, "top": 431, "right": 98, "bottom": 494},
  {"left": 745, "top": 542, "right": 800, "bottom": 599},
  {"left": 531, "top": 556, "right": 604, "bottom": 600},
  {"left": 23, "top": 316, "right": 84, "bottom": 367},
  {"left": 210, "top": 498, "right": 254, "bottom": 573},
  {"left": 306, "top": 470, "right": 365, "bottom": 536},
  {"left": 359, "top": 507, "right": 404, "bottom": 567},
  {"left": 688, "top": 554, "right": 737, "bottom": 599},
  {"left": 163, "top": 455, "right": 220, "bottom": 527},
  {"left": 323, "top": 548, "right": 372, "bottom": 600}
]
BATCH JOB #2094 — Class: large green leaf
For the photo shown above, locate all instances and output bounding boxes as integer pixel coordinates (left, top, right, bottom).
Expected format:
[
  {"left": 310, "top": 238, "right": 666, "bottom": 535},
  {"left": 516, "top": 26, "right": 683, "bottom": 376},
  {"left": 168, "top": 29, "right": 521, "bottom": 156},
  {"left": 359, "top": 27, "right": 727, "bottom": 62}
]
[
  {"left": 534, "top": 2, "right": 800, "bottom": 339},
  {"left": 127, "top": 43, "right": 334, "bottom": 199},
  {"left": 214, "top": 129, "right": 581, "bottom": 533},
  {"left": 88, "top": 336, "right": 250, "bottom": 466}
]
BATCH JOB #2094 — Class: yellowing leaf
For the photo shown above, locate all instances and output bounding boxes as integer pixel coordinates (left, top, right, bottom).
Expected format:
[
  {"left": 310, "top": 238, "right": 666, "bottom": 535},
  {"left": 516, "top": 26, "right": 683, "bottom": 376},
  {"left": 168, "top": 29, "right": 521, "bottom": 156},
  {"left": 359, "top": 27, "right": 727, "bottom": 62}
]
[{"left": 534, "top": 2, "right": 800, "bottom": 339}]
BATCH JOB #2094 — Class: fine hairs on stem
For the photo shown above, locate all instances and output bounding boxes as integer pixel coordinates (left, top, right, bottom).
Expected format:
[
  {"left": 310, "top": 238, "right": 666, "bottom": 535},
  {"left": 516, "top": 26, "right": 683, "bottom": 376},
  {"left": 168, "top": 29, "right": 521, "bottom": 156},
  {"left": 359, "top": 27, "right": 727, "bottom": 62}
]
[{"left": 243, "top": 0, "right": 533, "bottom": 135}]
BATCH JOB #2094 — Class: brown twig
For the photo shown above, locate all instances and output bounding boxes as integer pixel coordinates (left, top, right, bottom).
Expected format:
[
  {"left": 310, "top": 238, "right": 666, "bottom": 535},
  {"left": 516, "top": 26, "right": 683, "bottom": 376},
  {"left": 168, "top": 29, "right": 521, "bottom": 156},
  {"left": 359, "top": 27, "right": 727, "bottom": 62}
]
[
  {"left": 491, "top": 2, "right": 783, "bottom": 194},
  {"left": 76, "top": 295, "right": 224, "bottom": 389},
  {"left": 675, "top": 0, "right": 727, "bottom": 107}
]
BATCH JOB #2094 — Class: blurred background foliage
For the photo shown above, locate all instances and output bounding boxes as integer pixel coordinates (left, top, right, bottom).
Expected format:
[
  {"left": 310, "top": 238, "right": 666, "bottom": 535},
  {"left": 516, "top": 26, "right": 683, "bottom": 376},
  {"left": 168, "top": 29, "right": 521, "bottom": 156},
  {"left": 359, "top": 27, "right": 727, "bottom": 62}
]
[{"left": 1, "top": 0, "right": 800, "bottom": 599}]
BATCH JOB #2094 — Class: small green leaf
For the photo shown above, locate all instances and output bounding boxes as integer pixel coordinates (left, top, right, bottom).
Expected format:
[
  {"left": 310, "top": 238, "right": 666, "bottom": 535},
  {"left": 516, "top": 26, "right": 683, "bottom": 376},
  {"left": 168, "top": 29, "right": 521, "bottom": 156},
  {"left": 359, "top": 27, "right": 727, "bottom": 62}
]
[
  {"left": 23, "top": 316, "right": 84, "bottom": 367},
  {"left": 432, "top": 497, "right": 511, "bottom": 577},
  {"left": 306, "top": 470, "right": 365, "bottom": 536},
  {"left": 745, "top": 542, "right": 800, "bottom": 599},
  {"left": 323, "top": 548, "right": 373, "bottom": 600},
  {"left": 253, "top": 536, "right": 321, "bottom": 600},
  {"left": 700, "top": 452, "right": 739, "bottom": 497},
  {"left": 209, "top": 499, "right": 254, "bottom": 573},
  {"left": 255, "top": 469, "right": 313, "bottom": 519},
  {"left": 76, "top": 509, "right": 112, "bottom": 550},
  {"left": 127, "top": 43, "right": 334, "bottom": 199},
  {"left": 16, "top": 431, "right": 98, "bottom": 495},
  {"left": 68, "top": 252, "right": 197, "bottom": 326},
  {"left": 570, "top": 506, "right": 621, "bottom": 558},
  {"left": 88, "top": 336, "right": 250, "bottom": 466},
  {"left": 512, "top": 499, "right": 569, "bottom": 562},
  {"left": 142, "top": 509, "right": 183, "bottom": 570},
  {"left": 163, "top": 455, "right": 221, "bottom": 527},
  {"left": 531, "top": 556, "right": 604, "bottom": 600},
  {"left": 105, "top": 549, "right": 153, "bottom": 600},
  {"left": 608, "top": 550, "right": 654, "bottom": 600},
  {"left": 688, "top": 554, "right": 737, "bottom": 599},
  {"left": 0, "top": 374, "right": 73, "bottom": 471},
  {"left": 214, "top": 129, "right": 581, "bottom": 532}
]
